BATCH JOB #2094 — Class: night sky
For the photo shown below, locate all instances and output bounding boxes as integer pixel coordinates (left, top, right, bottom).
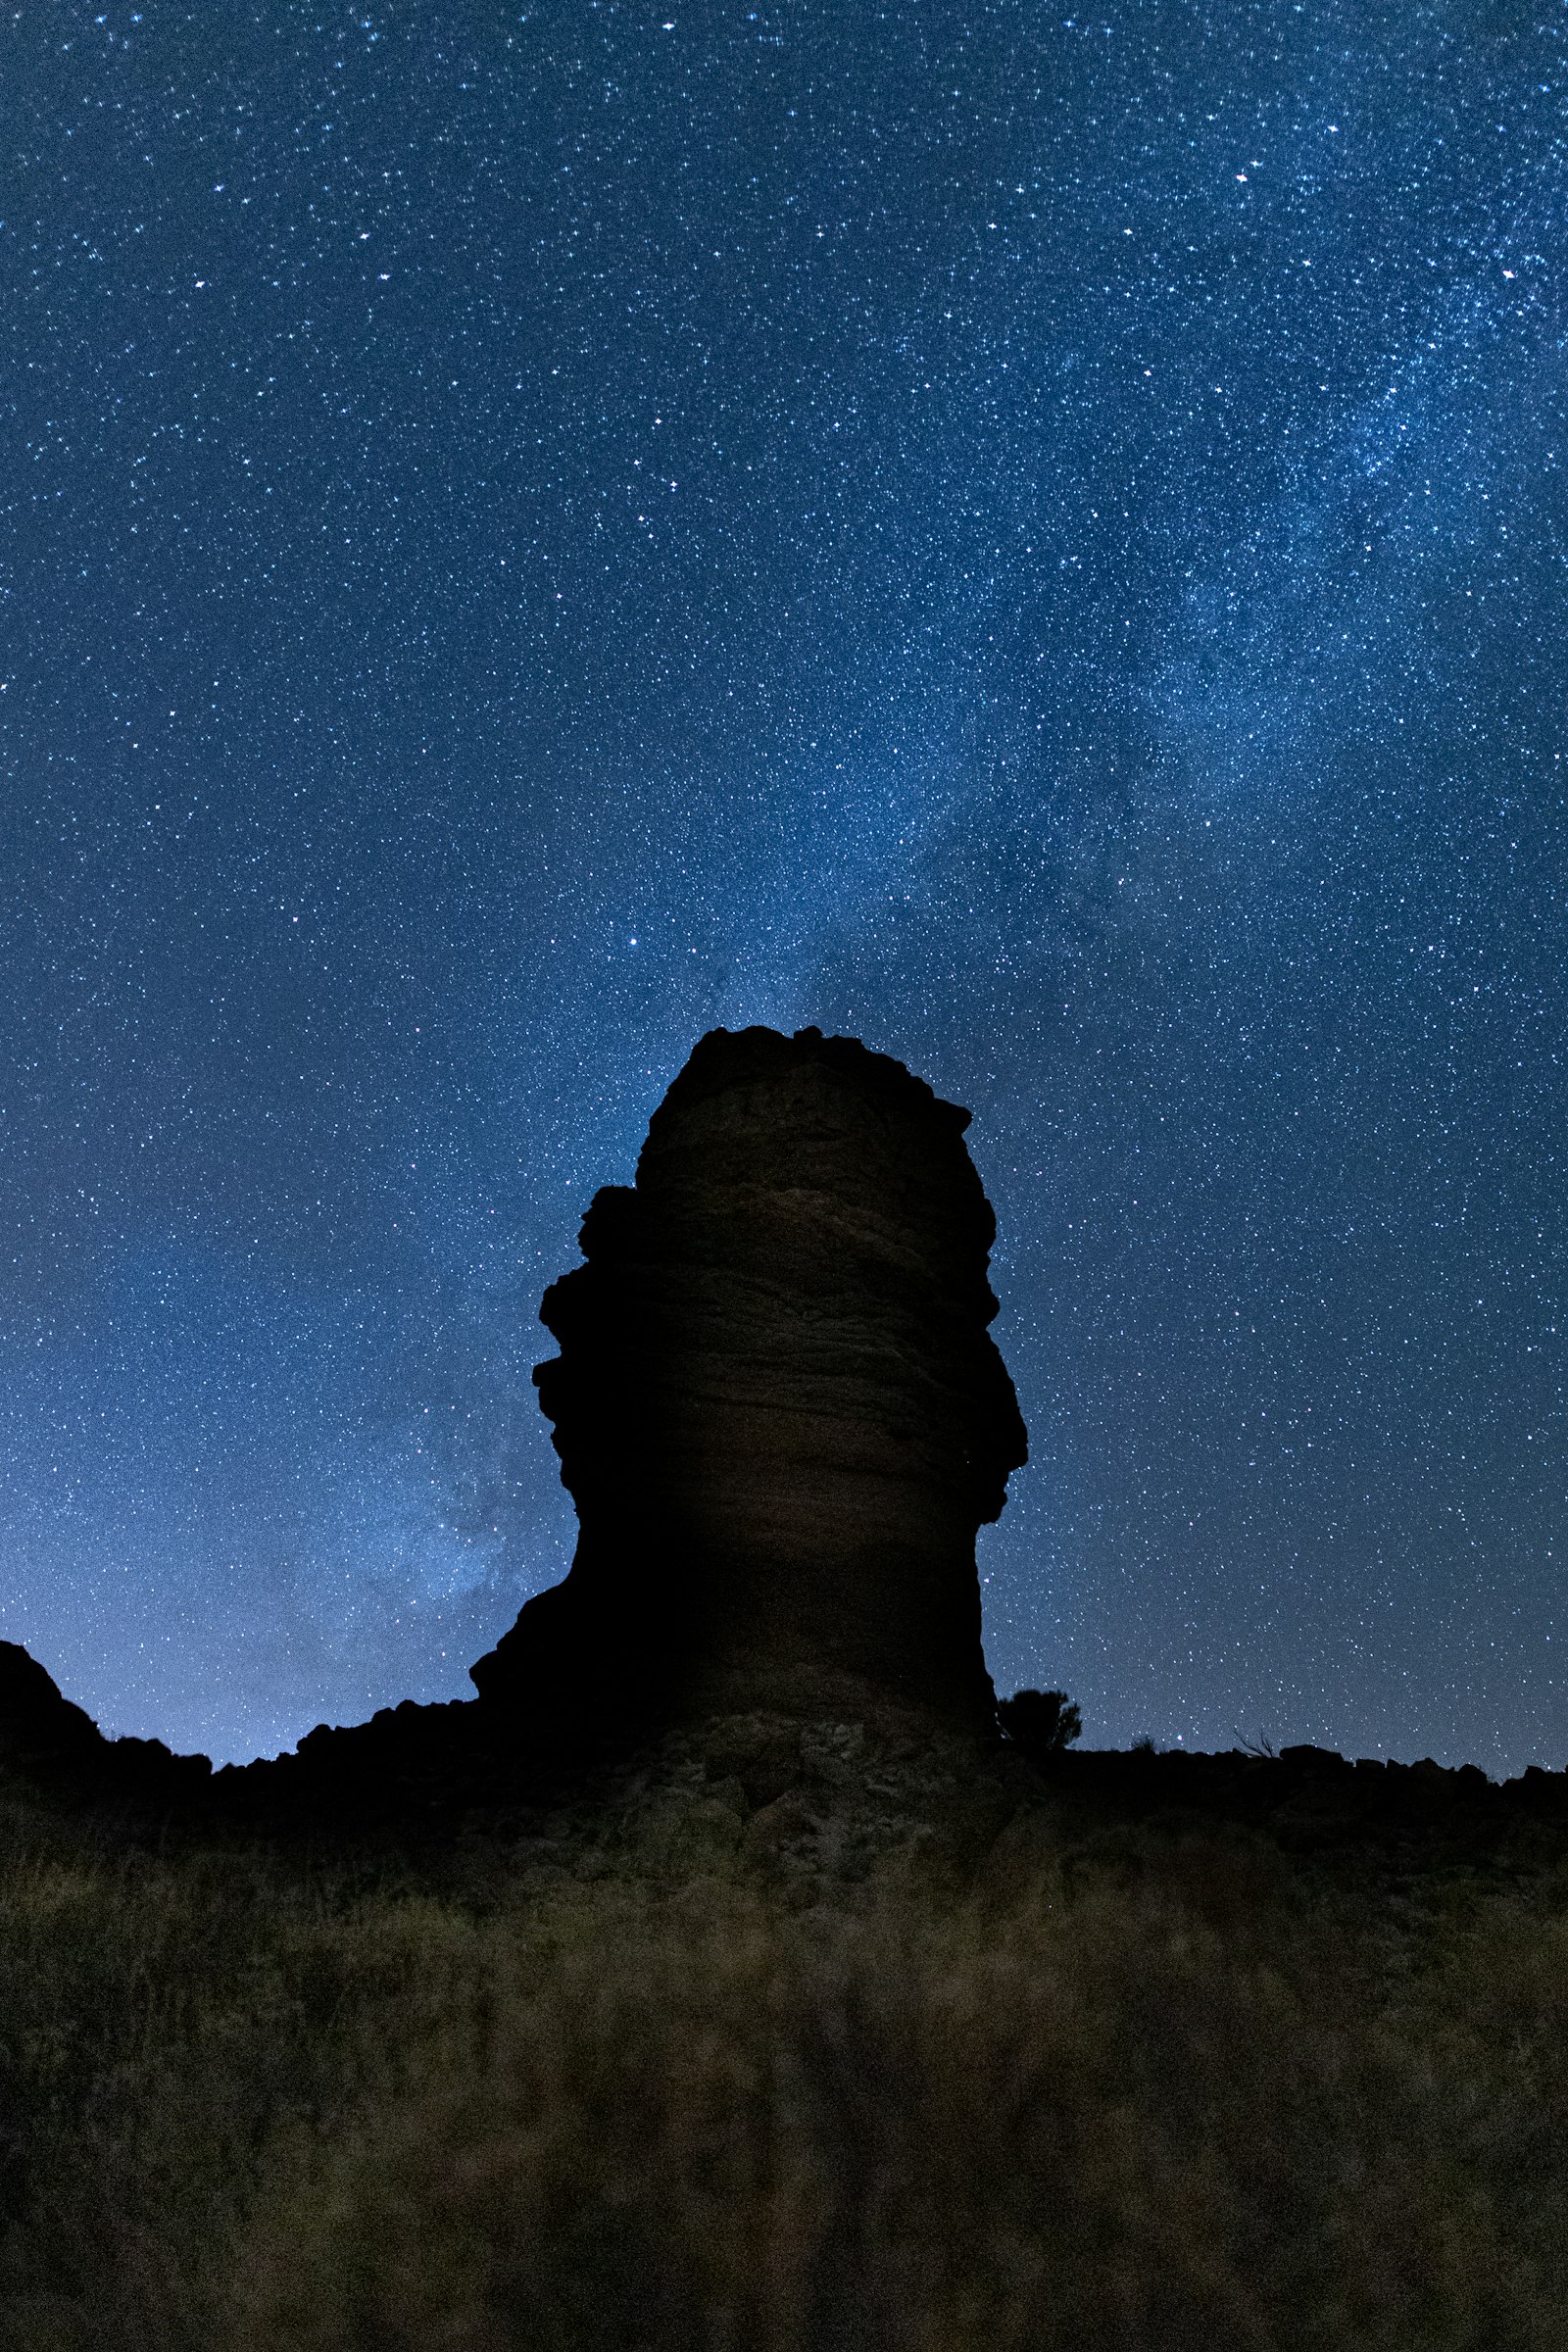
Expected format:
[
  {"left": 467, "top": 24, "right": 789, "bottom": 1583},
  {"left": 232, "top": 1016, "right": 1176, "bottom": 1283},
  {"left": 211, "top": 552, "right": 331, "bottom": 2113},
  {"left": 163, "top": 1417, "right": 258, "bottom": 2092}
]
[{"left": 6, "top": 2, "right": 1567, "bottom": 1771}]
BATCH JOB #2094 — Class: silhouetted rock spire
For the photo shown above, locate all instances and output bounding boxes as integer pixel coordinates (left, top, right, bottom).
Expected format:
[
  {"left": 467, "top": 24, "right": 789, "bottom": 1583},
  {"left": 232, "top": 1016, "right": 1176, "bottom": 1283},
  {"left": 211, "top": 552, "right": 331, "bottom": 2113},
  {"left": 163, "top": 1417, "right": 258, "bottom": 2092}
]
[{"left": 471, "top": 1025, "right": 1027, "bottom": 1730}]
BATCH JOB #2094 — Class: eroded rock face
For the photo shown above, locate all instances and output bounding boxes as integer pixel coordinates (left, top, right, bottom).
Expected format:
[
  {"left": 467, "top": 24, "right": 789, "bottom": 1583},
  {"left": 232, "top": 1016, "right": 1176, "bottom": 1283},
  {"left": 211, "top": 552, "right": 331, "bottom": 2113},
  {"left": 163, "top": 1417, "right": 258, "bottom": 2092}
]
[{"left": 471, "top": 1026, "right": 1027, "bottom": 1732}]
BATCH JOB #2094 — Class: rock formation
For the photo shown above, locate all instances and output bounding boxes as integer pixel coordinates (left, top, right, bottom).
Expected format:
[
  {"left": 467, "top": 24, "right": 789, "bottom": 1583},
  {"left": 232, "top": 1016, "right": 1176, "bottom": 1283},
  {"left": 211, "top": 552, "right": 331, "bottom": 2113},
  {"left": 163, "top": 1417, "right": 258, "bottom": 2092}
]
[
  {"left": 0, "top": 1640, "right": 103, "bottom": 1764},
  {"left": 471, "top": 1025, "right": 1028, "bottom": 1733},
  {"left": 0, "top": 1638, "right": 211, "bottom": 1802}
]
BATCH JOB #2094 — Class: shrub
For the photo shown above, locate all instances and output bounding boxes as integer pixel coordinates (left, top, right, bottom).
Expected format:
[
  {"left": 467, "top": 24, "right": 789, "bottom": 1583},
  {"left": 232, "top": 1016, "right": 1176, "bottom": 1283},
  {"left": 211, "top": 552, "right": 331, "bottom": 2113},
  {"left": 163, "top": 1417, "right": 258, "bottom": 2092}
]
[
  {"left": 229, "top": 1872, "right": 1568, "bottom": 2352},
  {"left": 0, "top": 1779, "right": 1565, "bottom": 2349},
  {"left": 997, "top": 1688, "right": 1083, "bottom": 1757}
]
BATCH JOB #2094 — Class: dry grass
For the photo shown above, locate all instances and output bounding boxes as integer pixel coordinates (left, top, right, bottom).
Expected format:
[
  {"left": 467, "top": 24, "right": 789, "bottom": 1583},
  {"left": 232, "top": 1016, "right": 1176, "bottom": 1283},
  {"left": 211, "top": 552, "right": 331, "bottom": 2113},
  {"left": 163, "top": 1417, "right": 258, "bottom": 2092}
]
[{"left": 0, "top": 1785, "right": 1563, "bottom": 2350}]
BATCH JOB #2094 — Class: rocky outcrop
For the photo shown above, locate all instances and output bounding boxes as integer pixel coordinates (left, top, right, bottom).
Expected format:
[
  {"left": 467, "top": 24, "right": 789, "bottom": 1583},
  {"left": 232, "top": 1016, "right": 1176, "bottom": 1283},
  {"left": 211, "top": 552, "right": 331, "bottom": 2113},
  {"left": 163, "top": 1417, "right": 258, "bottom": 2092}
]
[
  {"left": 471, "top": 1025, "right": 1028, "bottom": 1733},
  {"left": 0, "top": 1639, "right": 211, "bottom": 1803},
  {"left": 0, "top": 1641, "right": 103, "bottom": 1763}
]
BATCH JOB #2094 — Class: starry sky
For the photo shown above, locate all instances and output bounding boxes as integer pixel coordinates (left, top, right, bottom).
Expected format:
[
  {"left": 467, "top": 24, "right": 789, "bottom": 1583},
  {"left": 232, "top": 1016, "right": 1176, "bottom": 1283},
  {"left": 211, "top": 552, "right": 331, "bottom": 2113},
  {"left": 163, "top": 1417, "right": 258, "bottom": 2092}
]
[{"left": 5, "top": 1, "right": 1567, "bottom": 1770}]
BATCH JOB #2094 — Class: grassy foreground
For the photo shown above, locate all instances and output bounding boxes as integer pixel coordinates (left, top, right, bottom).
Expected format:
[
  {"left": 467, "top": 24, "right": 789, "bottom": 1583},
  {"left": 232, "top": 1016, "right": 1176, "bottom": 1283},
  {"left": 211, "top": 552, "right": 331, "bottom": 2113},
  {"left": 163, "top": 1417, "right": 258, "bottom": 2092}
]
[{"left": 0, "top": 1774, "right": 1565, "bottom": 2351}]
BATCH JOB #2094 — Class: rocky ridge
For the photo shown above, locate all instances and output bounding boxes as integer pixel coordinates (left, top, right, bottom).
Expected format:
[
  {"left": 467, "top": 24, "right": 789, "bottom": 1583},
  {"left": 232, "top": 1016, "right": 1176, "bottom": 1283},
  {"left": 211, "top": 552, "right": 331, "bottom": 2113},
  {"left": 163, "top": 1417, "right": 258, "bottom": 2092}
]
[{"left": 4, "top": 1027, "right": 1565, "bottom": 1890}]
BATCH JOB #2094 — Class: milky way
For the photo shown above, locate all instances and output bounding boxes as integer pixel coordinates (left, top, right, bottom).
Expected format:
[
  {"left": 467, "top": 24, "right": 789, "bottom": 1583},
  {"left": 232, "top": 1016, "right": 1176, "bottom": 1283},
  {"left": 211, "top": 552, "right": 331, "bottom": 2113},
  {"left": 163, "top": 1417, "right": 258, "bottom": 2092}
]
[{"left": 5, "top": 1, "right": 1567, "bottom": 1768}]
